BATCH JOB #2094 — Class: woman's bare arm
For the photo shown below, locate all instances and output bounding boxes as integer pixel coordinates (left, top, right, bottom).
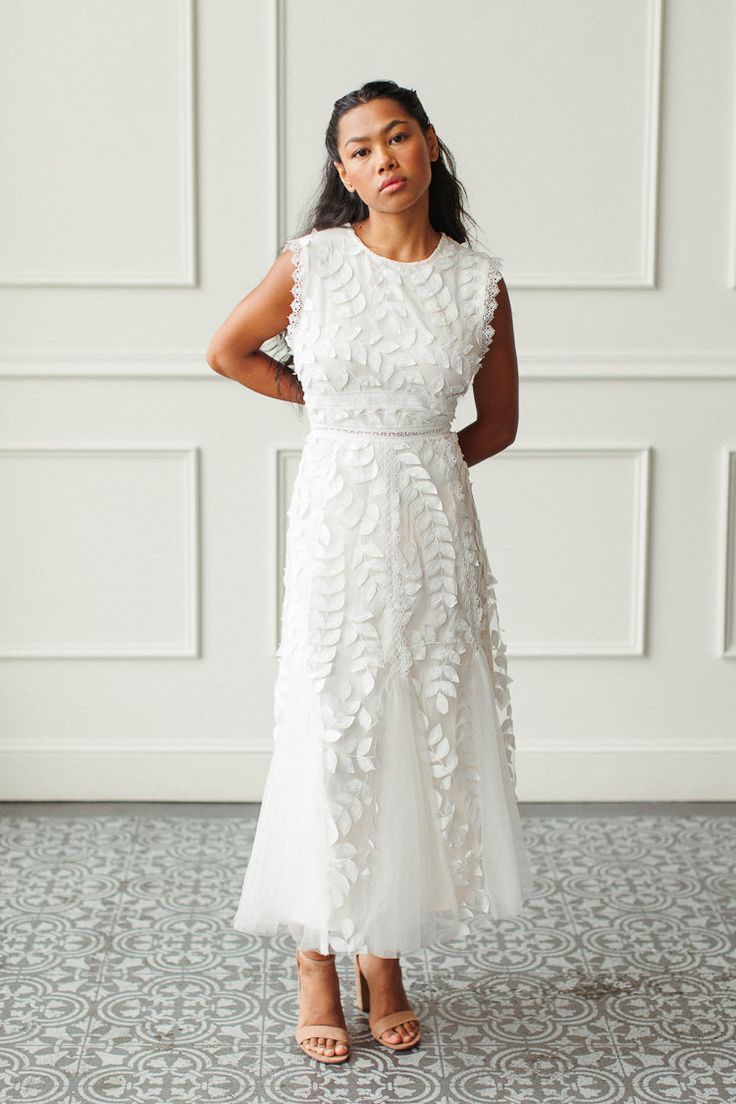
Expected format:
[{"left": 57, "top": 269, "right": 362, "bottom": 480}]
[
  {"left": 457, "top": 278, "right": 519, "bottom": 467},
  {"left": 206, "top": 247, "right": 304, "bottom": 403}
]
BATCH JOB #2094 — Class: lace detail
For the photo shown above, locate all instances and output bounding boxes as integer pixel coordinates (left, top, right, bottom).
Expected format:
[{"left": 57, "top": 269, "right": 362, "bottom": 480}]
[
  {"left": 479, "top": 254, "right": 503, "bottom": 361},
  {"left": 280, "top": 235, "right": 307, "bottom": 351}
]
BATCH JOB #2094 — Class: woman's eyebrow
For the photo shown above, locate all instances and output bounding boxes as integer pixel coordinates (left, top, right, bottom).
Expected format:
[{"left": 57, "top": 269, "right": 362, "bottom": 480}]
[{"left": 345, "top": 119, "right": 408, "bottom": 146}]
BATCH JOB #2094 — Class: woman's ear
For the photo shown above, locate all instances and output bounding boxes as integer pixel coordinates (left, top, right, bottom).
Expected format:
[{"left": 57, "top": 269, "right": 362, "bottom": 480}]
[{"left": 333, "top": 159, "right": 350, "bottom": 190}]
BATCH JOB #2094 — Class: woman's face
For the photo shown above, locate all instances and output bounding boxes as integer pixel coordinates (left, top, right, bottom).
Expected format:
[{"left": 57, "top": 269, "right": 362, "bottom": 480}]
[{"left": 334, "top": 99, "right": 438, "bottom": 215}]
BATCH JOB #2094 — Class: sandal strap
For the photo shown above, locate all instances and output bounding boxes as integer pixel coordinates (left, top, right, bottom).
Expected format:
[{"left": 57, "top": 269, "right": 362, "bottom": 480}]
[
  {"left": 295, "top": 1023, "right": 349, "bottom": 1045},
  {"left": 371, "top": 1010, "right": 418, "bottom": 1037}
]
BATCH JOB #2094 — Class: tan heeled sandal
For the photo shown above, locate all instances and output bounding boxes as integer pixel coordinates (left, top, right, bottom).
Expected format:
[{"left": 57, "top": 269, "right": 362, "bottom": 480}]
[
  {"left": 294, "top": 949, "right": 350, "bottom": 1064},
  {"left": 354, "top": 953, "right": 421, "bottom": 1051}
]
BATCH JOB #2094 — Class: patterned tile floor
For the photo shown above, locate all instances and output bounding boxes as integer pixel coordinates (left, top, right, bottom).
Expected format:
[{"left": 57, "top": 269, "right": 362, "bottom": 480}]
[{"left": 0, "top": 801, "right": 734, "bottom": 1103}]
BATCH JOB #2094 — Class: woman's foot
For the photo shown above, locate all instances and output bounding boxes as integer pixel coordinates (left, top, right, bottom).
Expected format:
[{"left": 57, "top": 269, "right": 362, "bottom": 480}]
[
  {"left": 356, "top": 953, "right": 420, "bottom": 1045},
  {"left": 296, "top": 950, "right": 349, "bottom": 1059}
]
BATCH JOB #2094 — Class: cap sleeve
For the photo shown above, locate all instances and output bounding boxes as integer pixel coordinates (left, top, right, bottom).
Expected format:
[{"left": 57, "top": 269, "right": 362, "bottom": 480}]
[{"left": 478, "top": 253, "right": 503, "bottom": 362}]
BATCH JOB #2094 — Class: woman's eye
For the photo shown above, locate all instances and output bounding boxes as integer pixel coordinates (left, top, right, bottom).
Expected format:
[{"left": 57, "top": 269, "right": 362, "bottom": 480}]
[{"left": 353, "top": 133, "right": 407, "bottom": 158}]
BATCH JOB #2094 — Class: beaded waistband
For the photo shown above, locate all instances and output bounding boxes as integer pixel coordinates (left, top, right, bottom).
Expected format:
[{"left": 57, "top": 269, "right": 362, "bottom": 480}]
[{"left": 309, "top": 424, "right": 453, "bottom": 439}]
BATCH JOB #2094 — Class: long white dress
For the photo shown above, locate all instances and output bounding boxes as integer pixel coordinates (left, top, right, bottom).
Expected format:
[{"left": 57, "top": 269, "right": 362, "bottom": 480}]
[{"left": 233, "top": 223, "right": 533, "bottom": 956}]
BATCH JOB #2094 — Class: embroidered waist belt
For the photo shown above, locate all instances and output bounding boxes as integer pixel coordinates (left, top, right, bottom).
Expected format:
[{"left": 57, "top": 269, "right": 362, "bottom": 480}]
[{"left": 309, "top": 424, "right": 453, "bottom": 439}]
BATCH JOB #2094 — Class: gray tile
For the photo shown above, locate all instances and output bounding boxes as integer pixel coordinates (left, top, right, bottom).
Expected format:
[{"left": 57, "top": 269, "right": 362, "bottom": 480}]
[{"left": 1, "top": 805, "right": 734, "bottom": 1103}]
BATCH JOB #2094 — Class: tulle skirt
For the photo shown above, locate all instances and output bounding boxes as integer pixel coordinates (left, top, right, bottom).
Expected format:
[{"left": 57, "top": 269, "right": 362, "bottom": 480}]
[{"left": 232, "top": 640, "right": 533, "bottom": 957}]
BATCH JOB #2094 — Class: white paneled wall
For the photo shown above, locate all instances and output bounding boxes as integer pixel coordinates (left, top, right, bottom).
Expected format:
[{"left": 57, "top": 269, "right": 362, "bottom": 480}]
[{"left": 1, "top": 0, "right": 734, "bottom": 800}]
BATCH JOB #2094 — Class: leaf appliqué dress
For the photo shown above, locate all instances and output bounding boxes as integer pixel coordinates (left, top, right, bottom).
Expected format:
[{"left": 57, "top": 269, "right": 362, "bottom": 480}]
[{"left": 233, "top": 224, "right": 533, "bottom": 955}]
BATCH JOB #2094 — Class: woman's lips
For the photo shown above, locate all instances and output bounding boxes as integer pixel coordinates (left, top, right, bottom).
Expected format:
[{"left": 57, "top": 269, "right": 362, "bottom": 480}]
[{"left": 381, "top": 179, "right": 406, "bottom": 193}]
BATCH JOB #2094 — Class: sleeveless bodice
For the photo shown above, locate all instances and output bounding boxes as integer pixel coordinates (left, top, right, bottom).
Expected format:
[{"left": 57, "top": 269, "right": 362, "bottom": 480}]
[{"left": 281, "top": 224, "right": 501, "bottom": 435}]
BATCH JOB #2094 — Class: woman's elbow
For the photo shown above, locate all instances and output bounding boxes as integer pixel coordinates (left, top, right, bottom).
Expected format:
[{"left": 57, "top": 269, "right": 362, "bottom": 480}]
[{"left": 206, "top": 342, "right": 229, "bottom": 375}]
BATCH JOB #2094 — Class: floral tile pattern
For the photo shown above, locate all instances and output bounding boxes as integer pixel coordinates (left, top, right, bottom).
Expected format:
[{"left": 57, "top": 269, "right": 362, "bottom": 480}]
[{"left": 0, "top": 805, "right": 734, "bottom": 1103}]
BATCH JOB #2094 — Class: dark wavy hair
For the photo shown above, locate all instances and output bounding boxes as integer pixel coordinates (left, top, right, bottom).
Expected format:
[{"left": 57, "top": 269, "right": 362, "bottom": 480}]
[{"left": 266, "top": 79, "right": 483, "bottom": 410}]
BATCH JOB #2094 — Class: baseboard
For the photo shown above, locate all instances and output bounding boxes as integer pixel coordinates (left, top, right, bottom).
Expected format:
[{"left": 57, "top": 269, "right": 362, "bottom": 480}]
[{"left": 0, "top": 747, "right": 734, "bottom": 802}]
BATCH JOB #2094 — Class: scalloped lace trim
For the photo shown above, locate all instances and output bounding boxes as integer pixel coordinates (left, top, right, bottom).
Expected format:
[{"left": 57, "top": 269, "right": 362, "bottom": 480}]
[
  {"left": 479, "top": 256, "right": 503, "bottom": 360},
  {"left": 281, "top": 237, "right": 307, "bottom": 350}
]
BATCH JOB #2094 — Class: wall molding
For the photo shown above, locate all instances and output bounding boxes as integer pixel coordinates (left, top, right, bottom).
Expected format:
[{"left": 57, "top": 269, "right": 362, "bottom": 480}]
[
  {"left": 507, "top": 0, "right": 663, "bottom": 289},
  {"left": 0, "top": 745, "right": 733, "bottom": 801},
  {"left": 0, "top": 445, "right": 201, "bottom": 658},
  {"left": 496, "top": 445, "right": 651, "bottom": 657},
  {"left": 276, "top": 0, "right": 287, "bottom": 246},
  {"left": 728, "top": 16, "right": 736, "bottom": 289},
  {"left": 0, "top": 0, "right": 197, "bottom": 287},
  {"left": 719, "top": 446, "right": 736, "bottom": 657},
  {"left": 0, "top": 350, "right": 734, "bottom": 379},
  {"left": 275, "top": 0, "right": 663, "bottom": 289}
]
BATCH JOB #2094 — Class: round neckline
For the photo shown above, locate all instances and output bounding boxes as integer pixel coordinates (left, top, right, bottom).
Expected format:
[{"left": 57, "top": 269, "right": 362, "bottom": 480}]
[{"left": 346, "top": 224, "right": 446, "bottom": 266}]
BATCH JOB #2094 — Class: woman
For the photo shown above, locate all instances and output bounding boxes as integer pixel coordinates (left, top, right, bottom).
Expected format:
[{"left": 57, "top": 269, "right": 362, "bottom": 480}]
[{"left": 207, "top": 78, "right": 533, "bottom": 1064}]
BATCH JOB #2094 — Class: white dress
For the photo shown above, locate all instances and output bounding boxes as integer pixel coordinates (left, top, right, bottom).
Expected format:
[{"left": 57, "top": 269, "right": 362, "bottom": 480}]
[{"left": 233, "top": 223, "right": 533, "bottom": 956}]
